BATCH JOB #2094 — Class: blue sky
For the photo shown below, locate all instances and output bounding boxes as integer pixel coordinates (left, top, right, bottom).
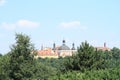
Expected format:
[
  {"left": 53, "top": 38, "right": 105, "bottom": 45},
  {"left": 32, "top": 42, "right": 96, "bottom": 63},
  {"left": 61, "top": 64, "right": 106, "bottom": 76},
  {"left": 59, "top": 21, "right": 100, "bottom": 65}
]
[{"left": 0, "top": 0, "right": 120, "bottom": 54}]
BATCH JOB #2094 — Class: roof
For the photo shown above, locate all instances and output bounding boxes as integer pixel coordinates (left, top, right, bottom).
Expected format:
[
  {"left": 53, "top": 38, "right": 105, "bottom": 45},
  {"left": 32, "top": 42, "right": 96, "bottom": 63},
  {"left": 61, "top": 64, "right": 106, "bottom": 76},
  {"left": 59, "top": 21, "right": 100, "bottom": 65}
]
[
  {"left": 96, "top": 47, "right": 111, "bottom": 51},
  {"left": 58, "top": 44, "right": 70, "bottom": 50},
  {"left": 96, "top": 43, "right": 111, "bottom": 51},
  {"left": 37, "top": 48, "right": 58, "bottom": 56},
  {"left": 58, "top": 40, "right": 70, "bottom": 50}
]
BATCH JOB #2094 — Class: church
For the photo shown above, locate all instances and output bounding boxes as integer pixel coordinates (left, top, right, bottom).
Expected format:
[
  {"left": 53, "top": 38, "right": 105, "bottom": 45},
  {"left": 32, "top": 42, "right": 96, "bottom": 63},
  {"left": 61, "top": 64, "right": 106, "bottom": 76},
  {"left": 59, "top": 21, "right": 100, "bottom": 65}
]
[
  {"left": 35, "top": 40, "right": 111, "bottom": 58},
  {"left": 36, "top": 40, "right": 77, "bottom": 58}
]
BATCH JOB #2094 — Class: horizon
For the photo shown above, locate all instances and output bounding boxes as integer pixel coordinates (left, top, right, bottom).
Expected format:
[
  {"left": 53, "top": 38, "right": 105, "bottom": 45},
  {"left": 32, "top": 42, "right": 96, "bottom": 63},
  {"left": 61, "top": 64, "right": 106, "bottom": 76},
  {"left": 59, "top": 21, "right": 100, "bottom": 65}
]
[{"left": 0, "top": 0, "right": 120, "bottom": 54}]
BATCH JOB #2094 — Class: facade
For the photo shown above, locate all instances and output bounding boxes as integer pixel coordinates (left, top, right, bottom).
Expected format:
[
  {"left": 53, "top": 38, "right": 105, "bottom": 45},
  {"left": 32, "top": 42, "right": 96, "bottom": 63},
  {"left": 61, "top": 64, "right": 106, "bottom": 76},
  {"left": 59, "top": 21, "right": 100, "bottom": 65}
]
[{"left": 36, "top": 40, "right": 77, "bottom": 58}]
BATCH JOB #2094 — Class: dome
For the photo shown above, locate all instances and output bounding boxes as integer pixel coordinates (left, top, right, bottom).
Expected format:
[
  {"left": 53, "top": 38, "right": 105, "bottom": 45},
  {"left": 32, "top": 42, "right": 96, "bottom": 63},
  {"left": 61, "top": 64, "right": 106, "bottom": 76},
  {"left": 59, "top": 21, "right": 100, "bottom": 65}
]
[
  {"left": 58, "top": 40, "right": 70, "bottom": 50},
  {"left": 58, "top": 44, "right": 70, "bottom": 50}
]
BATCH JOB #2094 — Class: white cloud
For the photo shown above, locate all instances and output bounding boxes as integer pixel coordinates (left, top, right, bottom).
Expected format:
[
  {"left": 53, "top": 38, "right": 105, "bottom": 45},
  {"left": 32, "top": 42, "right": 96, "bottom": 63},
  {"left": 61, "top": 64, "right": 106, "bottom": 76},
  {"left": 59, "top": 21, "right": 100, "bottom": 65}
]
[
  {"left": 0, "top": 0, "right": 6, "bottom": 6},
  {"left": 16, "top": 20, "right": 40, "bottom": 28},
  {"left": 1, "top": 20, "right": 40, "bottom": 30},
  {"left": 59, "top": 21, "right": 87, "bottom": 30}
]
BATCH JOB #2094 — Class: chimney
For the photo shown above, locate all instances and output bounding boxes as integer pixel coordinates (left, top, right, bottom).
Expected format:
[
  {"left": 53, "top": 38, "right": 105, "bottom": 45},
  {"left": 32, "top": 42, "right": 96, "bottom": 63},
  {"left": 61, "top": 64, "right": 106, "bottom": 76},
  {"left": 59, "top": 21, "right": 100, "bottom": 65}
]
[{"left": 104, "top": 42, "right": 106, "bottom": 47}]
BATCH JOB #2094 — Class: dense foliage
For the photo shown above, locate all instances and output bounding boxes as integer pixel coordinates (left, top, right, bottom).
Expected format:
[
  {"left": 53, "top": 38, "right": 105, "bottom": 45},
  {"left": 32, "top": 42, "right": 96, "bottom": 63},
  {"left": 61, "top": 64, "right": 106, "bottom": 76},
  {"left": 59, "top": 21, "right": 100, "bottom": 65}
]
[
  {"left": 0, "top": 34, "right": 120, "bottom": 80},
  {"left": 0, "top": 34, "right": 57, "bottom": 80},
  {"left": 49, "top": 67, "right": 120, "bottom": 80}
]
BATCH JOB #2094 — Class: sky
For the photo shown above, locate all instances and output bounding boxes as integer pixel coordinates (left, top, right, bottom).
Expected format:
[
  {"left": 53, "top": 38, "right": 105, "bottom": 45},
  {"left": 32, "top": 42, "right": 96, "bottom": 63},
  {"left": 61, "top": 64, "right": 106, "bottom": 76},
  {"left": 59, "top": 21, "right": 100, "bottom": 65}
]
[{"left": 0, "top": 0, "right": 120, "bottom": 54}]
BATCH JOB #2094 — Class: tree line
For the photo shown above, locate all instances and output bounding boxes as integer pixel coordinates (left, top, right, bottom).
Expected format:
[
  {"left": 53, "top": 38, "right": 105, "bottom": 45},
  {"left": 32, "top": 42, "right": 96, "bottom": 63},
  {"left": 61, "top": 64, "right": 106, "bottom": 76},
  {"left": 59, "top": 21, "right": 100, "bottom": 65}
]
[{"left": 0, "top": 34, "right": 120, "bottom": 80}]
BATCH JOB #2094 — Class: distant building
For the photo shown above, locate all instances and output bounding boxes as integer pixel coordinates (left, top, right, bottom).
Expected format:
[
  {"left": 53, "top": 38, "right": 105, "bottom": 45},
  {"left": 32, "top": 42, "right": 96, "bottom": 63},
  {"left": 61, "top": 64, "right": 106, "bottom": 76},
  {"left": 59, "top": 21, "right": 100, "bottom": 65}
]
[
  {"left": 36, "top": 40, "right": 77, "bottom": 58},
  {"left": 57, "top": 40, "right": 76, "bottom": 57},
  {"left": 35, "top": 41, "right": 111, "bottom": 58},
  {"left": 96, "top": 43, "right": 111, "bottom": 51}
]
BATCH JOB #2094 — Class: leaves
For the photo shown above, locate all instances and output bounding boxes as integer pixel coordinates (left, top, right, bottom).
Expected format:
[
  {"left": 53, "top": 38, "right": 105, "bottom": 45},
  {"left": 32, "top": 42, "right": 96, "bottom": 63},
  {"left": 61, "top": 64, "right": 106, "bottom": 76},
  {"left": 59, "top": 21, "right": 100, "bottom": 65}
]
[
  {"left": 1, "top": 34, "right": 120, "bottom": 80},
  {"left": 49, "top": 67, "right": 120, "bottom": 80}
]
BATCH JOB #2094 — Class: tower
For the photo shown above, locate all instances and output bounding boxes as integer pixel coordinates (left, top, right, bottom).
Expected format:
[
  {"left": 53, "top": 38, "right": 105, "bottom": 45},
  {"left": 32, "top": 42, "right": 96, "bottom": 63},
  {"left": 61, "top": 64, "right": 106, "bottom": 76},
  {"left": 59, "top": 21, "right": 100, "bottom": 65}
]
[
  {"left": 41, "top": 45, "right": 43, "bottom": 50},
  {"left": 71, "top": 43, "right": 75, "bottom": 50},
  {"left": 53, "top": 43, "right": 56, "bottom": 52},
  {"left": 104, "top": 42, "right": 106, "bottom": 47}
]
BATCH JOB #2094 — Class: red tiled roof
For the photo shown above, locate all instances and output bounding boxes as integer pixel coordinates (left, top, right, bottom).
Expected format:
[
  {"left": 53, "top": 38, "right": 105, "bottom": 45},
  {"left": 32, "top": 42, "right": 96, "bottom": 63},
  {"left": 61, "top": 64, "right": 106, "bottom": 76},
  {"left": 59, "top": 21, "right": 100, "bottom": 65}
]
[
  {"left": 96, "top": 47, "right": 111, "bottom": 51},
  {"left": 37, "top": 48, "right": 58, "bottom": 56}
]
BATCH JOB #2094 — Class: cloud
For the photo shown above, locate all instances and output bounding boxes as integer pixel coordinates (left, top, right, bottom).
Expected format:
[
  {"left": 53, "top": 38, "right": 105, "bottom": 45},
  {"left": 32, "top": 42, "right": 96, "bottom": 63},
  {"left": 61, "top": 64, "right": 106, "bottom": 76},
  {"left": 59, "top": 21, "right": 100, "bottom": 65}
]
[
  {"left": 0, "top": 0, "right": 6, "bottom": 6},
  {"left": 16, "top": 20, "right": 40, "bottom": 28},
  {"left": 59, "top": 21, "right": 87, "bottom": 30},
  {"left": 1, "top": 20, "right": 40, "bottom": 30}
]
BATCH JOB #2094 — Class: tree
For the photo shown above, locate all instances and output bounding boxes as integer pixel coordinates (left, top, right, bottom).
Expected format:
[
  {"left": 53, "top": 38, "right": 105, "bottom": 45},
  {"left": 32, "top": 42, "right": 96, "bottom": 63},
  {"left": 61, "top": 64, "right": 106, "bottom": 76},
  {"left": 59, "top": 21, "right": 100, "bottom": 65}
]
[
  {"left": 111, "top": 47, "right": 120, "bottom": 60},
  {"left": 0, "top": 54, "right": 10, "bottom": 80},
  {"left": 63, "top": 41, "right": 107, "bottom": 72},
  {"left": 75, "top": 41, "right": 95, "bottom": 71},
  {"left": 0, "top": 54, "right": 2, "bottom": 57},
  {"left": 9, "top": 33, "right": 36, "bottom": 80},
  {"left": 111, "top": 47, "right": 120, "bottom": 67}
]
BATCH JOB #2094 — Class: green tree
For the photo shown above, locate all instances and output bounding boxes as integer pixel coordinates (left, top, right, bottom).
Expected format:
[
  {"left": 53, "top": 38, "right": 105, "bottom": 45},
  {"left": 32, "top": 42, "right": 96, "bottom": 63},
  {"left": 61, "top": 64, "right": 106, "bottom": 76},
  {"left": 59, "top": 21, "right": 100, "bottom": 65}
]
[
  {"left": 93, "top": 50, "right": 107, "bottom": 69},
  {"left": 111, "top": 47, "right": 120, "bottom": 67},
  {"left": 0, "top": 54, "right": 10, "bottom": 80},
  {"left": 111, "top": 47, "right": 120, "bottom": 60},
  {"left": 63, "top": 56, "right": 74, "bottom": 71},
  {"left": 75, "top": 41, "right": 95, "bottom": 71},
  {"left": 0, "top": 54, "right": 2, "bottom": 57},
  {"left": 64, "top": 41, "right": 107, "bottom": 72},
  {"left": 9, "top": 33, "right": 36, "bottom": 80}
]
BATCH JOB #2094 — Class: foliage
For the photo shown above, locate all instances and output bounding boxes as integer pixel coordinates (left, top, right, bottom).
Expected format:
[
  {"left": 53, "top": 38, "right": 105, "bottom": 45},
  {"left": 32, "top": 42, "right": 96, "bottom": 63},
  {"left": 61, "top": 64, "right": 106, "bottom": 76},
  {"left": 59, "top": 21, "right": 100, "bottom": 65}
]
[
  {"left": 0, "top": 54, "right": 2, "bottom": 57},
  {"left": 49, "top": 66, "right": 120, "bottom": 80},
  {"left": 111, "top": 47, "right": 120, "bottom": 67},
  {"left": 8, "top": 34, "right": 37, "bottom": 80},
  {"left": 0, "top": 54, "right": 10, "bottom": 80},
  {"left": 0, "top": 33, "right": 57, "bottom": 80},
  {"left": 1, "top": 34, "right": 120, "bottom": 80},
  {"left": 33, "top": 61, "right": 57, "bottom": 80},
  {"left": 63, "top": 41, "right": 107, "bottom": 72},
  {"left": 37, "top": 41, "right": 120, "bottom": 79}
]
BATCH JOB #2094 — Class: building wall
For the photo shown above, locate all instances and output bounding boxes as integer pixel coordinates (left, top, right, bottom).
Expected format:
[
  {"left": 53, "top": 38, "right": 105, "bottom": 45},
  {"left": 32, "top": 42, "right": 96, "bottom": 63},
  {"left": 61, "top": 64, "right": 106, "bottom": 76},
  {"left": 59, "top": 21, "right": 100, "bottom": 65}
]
[{"left": 57, "top": 50, "right": 77, "bottom": 57}]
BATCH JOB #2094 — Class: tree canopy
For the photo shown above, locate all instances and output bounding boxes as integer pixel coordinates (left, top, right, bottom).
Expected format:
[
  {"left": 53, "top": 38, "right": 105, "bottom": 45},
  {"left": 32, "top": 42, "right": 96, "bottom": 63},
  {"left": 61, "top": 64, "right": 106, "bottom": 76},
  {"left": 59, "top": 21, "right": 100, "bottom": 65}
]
[{"left": 0, "top": 34, "right": 120, "bottom": 80}]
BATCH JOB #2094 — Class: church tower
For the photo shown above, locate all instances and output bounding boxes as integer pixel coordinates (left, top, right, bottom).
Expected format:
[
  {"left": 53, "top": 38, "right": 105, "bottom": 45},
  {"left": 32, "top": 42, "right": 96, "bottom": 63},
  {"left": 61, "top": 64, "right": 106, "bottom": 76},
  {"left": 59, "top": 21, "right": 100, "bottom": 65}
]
[
  {"left": 52, "top": 43, "right": 56, "bottom": 52},
  {"left": 71, "top": 43, "right": 75, "bottom": 50}
]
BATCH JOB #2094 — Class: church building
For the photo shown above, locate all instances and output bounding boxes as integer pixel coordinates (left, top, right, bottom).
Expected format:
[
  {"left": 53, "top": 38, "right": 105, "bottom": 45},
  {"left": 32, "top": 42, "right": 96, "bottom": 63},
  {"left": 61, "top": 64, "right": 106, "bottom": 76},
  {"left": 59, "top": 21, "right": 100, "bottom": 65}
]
[{"left": 36, "top": 40, "right": 77, "bottom": 58}]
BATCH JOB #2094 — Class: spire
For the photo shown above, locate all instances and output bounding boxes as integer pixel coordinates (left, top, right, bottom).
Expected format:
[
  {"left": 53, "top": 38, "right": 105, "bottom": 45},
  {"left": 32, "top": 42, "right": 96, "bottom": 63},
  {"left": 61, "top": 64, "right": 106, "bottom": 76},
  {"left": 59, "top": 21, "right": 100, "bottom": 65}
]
[
  {"left": 104, "top": 42, "right": 106, "bottom": 47},
  {"left": 41, "top": 45, "right": 43, "bottom": 50},
  {"left": 71, "top": 43, "right": 75, "bottom": 50},
  {"left": 63, "top": 40, "right": 65, "bottom": 45},
  {"left": 53, "top": 43, "right": 56, "bottom": 50}
]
